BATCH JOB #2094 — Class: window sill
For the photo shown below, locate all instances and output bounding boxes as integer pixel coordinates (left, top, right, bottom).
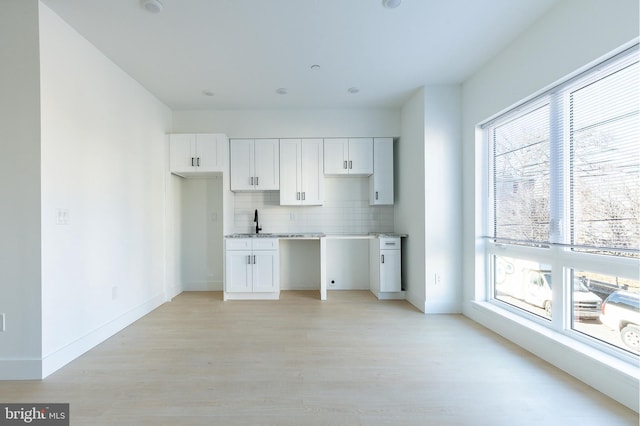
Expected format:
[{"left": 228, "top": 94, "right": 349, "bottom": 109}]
[{"left": 468, "top": 300, "right": 639, "bottom": 412}]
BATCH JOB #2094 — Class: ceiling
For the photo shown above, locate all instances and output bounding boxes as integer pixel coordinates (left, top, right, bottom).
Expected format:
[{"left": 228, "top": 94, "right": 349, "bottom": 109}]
[{"left": 40, "top": 0, "right": 559, "bottom": 110}]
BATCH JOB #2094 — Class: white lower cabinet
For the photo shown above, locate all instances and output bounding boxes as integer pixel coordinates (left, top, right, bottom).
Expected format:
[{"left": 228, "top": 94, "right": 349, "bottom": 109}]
[
  {"left": 225, "top": 238, "right": 280, "bottom": 300},
  {"left": 369, "top": 237, "right": 403, "bottom": 299}
]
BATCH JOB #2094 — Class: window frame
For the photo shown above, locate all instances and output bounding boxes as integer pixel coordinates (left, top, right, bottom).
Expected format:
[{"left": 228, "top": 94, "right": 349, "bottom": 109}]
[{"left": 480, "top": 42, "right": 640, "bottom": 363}]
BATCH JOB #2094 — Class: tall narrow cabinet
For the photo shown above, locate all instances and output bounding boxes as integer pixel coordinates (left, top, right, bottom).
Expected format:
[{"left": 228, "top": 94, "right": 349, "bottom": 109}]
[{"left": 370, "top": 137, "right": 394, "bottom": 205}]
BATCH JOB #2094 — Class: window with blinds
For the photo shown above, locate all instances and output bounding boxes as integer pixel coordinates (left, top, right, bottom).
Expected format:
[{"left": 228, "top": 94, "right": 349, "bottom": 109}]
[
  {"left": 569, "top": 60, "right": 640, "bottom": 257},
  {"left": 486, "top": 45, "right": 639, "bottom": 257},
  {"left": 491, "top": 104, "right": 550, "bottom": 245}
]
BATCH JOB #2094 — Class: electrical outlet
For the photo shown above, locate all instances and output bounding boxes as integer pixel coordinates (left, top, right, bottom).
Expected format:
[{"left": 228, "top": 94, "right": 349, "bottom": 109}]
[
  {"left": 329, "top": 280, "right": 336, "bottom": 287},
  {"left": 290, "top": 212, "right": 296, "bottom": 221},
  {"left": 434, "top": 273, "right": 441, "bottom": 285}
]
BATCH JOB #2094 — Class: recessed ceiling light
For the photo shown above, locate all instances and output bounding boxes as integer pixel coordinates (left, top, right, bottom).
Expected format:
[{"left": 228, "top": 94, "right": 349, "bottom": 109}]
[
  {"left": 141, "top": 0, "right": 163, "bottom": 14},
  {"left": 347, "top": 87, "right": 360, "bottom": 94},
  {"left": 202, "top": 90, "right": 215, "bottom": 97},
  {"left": 276, "top": 88, "right": 288, "bottom": 95},
  {"left": 310, "top": 64, "right": 321, "bottom": 71},
  {"left": 382, "top": 0, "right": 401, "bottom": 9}
]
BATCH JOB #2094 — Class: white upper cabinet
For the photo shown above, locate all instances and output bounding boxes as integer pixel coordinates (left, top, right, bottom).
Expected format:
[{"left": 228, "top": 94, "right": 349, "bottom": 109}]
[
  {"left": 280, "top": 139, "right": 324, "bottom": 206},
  {"left": 169, "top": 133, "right": 225, "bottom": 176},
  {"left": 230, "top": 139, "right": 279, "bottom": 191},
  {"left": 370, "top": 138, "right": 394, "bottom": 205},
  {"left": 323, "top": 138, "right": 373, "bottom": 176}
]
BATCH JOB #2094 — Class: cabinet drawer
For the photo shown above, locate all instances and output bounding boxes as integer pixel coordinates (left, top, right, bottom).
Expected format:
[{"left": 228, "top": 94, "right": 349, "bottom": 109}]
[
  {"left": 379, "top": 237, "right": 400, "bottom": 249},
  {"left": 252, "top": 238, "right": 279, "bottom": 250},
  {"left": 226, "top": 238, "right": 252, "bottom": 250}
]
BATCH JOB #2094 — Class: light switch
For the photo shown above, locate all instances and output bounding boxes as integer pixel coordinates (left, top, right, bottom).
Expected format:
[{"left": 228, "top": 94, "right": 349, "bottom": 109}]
[{"left": 56, "top": 209, "right": 70, "bottom": 225}]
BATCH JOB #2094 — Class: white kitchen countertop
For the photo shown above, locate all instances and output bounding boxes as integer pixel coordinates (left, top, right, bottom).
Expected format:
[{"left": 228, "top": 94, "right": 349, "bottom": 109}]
[{"left": 225, "top": 232, "right": 407, "bottom": 239}]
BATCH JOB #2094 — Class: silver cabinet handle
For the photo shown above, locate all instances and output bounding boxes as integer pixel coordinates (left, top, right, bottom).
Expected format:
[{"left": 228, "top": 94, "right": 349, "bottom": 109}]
[
  {"left": 349, "top": 160, "right": 353, "bottom": 169},
  {"left": 296, "top": 192, "right": 300, "bottom": 200},
  {"left": 302, "top": 192, "right": 305, "bottom": 200},
  {"left": 191, "top": 157, "right": 195, "bottom": 166},
  {"left": 250, "top": 177, "right": 254, "bottom": 186},
  {"left": 343, "top": 160, "right": 347, "bottom": 169},
  {"left": 255, "top": 176, "right": 259, "bottom": 186},
  {"left": 247, "top": 255, "right": 251, "bottom": 264},
  {"left": 375, "top": 191, "right": 379, "bottom": 200},
  {"left": 253, "top": 255, "right": 256, "bottom": 264},
  {"left": 381, "top": 254, "right": 385, "bottom": 264},
  {"left": 196, "top": 157, "right": 200, "bottom": 167}
]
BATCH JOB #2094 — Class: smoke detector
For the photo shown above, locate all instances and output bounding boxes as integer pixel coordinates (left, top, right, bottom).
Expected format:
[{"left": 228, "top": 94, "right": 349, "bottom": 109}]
[
  {"left": 142, "top": 0, "right": 163, "bottom": 14},
  {"left": 382, "top": 0, "right": 401, "bottom": 9}
]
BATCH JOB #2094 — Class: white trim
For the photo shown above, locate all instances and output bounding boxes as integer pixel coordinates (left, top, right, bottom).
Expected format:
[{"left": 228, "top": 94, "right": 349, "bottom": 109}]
[
  {"left": 223, "top": 292, "right": 280, "bottom": 300},
  {"left": 41, "top": 293, "right": 166, "bottom": 378}
]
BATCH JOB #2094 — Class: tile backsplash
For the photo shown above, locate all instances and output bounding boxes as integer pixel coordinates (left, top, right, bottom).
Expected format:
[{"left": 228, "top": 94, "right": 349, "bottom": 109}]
[{"left": 233, "top": 176, "right": 394, "bottom": 235}]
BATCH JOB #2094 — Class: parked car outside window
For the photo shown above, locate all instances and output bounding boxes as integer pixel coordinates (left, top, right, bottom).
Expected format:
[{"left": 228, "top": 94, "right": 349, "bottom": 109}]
[{"left": 600, "top": 290, "right": 640, "bottom": 352}]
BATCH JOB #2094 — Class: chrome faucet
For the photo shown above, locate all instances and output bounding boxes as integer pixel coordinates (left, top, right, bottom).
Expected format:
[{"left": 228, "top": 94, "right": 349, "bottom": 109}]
[{"left": 254, "top": 209, "right": 262, "bottom": 234}]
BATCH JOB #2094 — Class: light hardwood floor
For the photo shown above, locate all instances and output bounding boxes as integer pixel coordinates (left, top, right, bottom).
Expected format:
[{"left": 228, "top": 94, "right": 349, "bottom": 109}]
[{"left": 1, "top": 291, "right": 637, "bottom": 425}]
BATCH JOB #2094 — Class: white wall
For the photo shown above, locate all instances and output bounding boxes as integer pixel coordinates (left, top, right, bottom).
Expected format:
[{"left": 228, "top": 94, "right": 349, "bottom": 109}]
[
  {"left": 424, "top": 86, "right": 462, "bottom": 313},
  {"left": 0, "top": 0, "right": 43, "bottom": 379},
  {"left": 180, "top": 176, "right": 224, "bottom": 291},
  {"left": 166, "top": 174, "right": 184, "bottom": 298},
  {"left": 38, "top": 3, "right": 172, "bottom": 377},
  {"left": 461, "top": 0, "right": 639, "bottom": 411},
  {"left": 395, "top": 85, "right": 463, "bottom": 314},
  {"left": 396, "top": 88, "right": 427, "bottom": 311},
  {"left": 172, "top": 109, "right": 400, "bottom": 139}
]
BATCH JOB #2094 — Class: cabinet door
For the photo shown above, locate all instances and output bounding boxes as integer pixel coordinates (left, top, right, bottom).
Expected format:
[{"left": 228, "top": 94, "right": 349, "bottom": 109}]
[
  {"left": 300, "top": 138, "right": 324, "bottom": 205},
  {"left": 253, "top": 250, "right": 279, "bottom": 292},
  {"left": 379, "top": 249, "right": 401, "bottom": 292},
  {"left": 370, "top": 138, "right": 393, "bottom": 205},
  {"left": 279, "top": 139, "right": 301, "bottom": 205},
  {"left": 323, "top": 138, "right": 349, "bottom": 175},
  {"left": 169, "top": 134, "right": 196, "bottom": 174},
  {"left": 194, "top": 134, "right": 222, "bottom": 172},
  {"left": 225, "top": 250, "right": 253, "bottom": 292},
  {"left": 254, "top": 139, "right": 279, "bottom": 190},
  {"left": 348, "top": 138, "right": 373, "bottom": 175},
  {"left": 230, "top": 139, "right": 255, "bottom": 190}
]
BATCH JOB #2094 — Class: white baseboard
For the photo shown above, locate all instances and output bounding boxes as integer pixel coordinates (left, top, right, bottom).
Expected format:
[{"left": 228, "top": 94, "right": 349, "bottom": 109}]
[
  {"left": 223, "top": 292, "right": 279, "bottom": 300},
  {"left": 372, "top": 290, "right": 406, "bottom": 300},
  {"left": 183, "top": 280, "right": 223, "bottom": 291},
  {"left": 40, "top": 293, "right": 166, "bottom": 379},
  {"left": 425, "top": 300, "right": 462, "bottom": 313},
  {"left": 280, "top": 282, "right": 320, "bottom": 291}
]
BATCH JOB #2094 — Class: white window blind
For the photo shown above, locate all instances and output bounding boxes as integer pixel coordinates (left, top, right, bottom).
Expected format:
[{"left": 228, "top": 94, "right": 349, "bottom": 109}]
[
  {"left": 491, "top": 104, "right": 551, "bottom": 245},
  {"left": 485, "top": 44, "right": 639, "bottom": 256},
  {"left": 569, "top": 60, "right": 640, "bottom": 256}
]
